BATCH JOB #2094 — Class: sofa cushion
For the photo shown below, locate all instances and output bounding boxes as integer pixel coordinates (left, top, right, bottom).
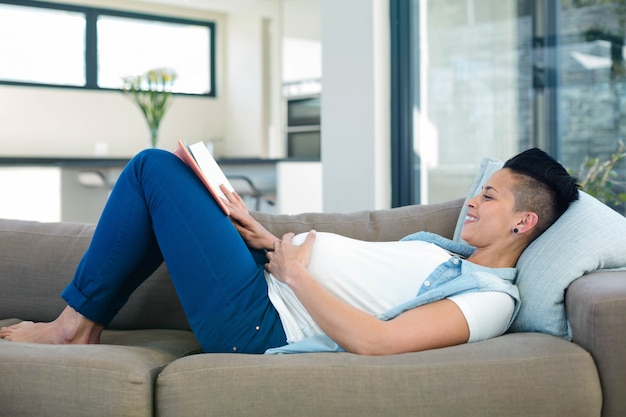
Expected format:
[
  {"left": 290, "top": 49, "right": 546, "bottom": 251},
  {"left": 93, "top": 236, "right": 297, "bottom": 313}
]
[
  {"left": 254, "top": 197, "right": 464, "bottom": 242},
  {"left": 0, "top": 218, "right": 191, "bottom": 331},
  {"left": 0, "top": 324, "right": 201, "bottom": 417},
  {"left": 453, "top": 157, "right": 626, "bottom": 339},
  {"left": 156, "top": 333, "right": 601, "bottom": 417},
  {"left": 512, "top": 191, "right": 626, "bottom": 338}
]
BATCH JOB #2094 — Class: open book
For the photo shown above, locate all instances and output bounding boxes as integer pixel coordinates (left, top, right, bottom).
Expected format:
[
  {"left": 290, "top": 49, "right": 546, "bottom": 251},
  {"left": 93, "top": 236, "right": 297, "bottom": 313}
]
[{"left": 174, "top": 140, "right": 234, "bottom": 215}]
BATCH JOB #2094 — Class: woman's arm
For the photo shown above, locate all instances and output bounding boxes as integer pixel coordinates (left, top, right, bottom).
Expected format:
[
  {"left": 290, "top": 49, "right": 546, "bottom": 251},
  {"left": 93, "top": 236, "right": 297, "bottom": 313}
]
[
  {"left": 266, "top": 231, "right": 470, "bottom": 355},
  {"left": 220, "top": 185, "right": 278, "bottom": 251}
]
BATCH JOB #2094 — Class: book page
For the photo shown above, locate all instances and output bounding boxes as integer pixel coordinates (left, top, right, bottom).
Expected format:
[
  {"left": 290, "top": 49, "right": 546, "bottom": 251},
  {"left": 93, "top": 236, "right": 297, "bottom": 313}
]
[
  {"left": 189, "top": 142, "right": 234, "bottom": 200},
  {"left": 174, "top": 140, "right": 232, "bottom": 215}
]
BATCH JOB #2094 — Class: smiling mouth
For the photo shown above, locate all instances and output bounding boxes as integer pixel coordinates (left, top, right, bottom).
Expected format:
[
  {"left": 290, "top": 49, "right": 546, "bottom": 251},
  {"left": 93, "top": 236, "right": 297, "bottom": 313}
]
[{"left": 465, "top": 214, "right": 478, "bottom": 223}]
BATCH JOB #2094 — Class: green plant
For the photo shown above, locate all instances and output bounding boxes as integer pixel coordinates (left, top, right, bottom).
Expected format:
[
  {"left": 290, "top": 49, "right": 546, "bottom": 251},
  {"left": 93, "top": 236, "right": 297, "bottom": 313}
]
[
  {"left": 573, "top": 141, "right": 626, "bottom": 207},
  {"left": 122, "top": 68, "right": 177, "bottom": 148}
]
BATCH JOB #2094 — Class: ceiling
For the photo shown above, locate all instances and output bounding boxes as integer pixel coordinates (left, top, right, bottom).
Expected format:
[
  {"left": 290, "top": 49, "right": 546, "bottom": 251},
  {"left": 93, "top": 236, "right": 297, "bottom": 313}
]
[{"left": 132, "top": 0, "right": 296, "bottom": 16}]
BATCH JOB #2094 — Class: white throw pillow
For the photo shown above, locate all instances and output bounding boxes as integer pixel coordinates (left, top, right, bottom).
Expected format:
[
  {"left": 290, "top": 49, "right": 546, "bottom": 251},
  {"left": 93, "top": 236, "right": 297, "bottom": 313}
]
[{"left": 454, "top": 157, "right": 626, "bottom": 339}]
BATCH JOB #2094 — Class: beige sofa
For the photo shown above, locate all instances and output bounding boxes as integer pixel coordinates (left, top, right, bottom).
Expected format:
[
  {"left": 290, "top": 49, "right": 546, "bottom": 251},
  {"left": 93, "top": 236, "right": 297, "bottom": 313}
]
[{"left": 0, "top": 197, "right": 624, "bottom": 417}]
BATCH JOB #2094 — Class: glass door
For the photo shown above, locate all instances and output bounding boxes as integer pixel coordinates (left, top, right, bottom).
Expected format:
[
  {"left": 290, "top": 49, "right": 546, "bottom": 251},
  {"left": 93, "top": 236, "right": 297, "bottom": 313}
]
[
  {"left": 392, "top": 0, "right": 626, "bottom": 214},
  {"left": 558, "top": 0, "right": 626, "bottom": 214},
  {"left": 416, "top": 0, "right": 534, "bottom": 204}
]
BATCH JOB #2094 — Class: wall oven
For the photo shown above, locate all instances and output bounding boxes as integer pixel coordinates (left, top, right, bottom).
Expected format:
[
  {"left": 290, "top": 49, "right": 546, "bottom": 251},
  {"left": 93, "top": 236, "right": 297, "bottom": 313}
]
[{"left": 285, "top": 94, "right": 320, "bottom": 159}]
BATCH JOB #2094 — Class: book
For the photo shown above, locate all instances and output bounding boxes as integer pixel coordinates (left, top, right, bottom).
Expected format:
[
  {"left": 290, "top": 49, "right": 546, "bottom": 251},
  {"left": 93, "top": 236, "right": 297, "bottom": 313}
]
[{"left": 174, "top": 140, "right": 234, "bottom": 215}]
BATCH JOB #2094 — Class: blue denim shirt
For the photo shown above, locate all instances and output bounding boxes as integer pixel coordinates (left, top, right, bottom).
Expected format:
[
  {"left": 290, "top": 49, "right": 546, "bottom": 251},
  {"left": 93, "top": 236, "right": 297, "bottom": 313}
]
[{"left": 265, "top": 232, "right": 520, "bottom": 354}]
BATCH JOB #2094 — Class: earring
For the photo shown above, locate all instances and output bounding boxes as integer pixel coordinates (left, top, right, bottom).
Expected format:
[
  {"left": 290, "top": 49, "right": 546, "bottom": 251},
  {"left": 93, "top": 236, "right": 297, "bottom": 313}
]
[{"left": 513, "top": 228, "right": 519, "bottom": 234}]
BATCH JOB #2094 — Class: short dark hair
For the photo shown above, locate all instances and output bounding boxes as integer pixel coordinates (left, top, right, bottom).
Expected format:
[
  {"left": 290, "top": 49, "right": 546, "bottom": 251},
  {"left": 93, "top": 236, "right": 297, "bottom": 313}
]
[{"left": 503, "top": 148, "right": 580, "bottom": 238}]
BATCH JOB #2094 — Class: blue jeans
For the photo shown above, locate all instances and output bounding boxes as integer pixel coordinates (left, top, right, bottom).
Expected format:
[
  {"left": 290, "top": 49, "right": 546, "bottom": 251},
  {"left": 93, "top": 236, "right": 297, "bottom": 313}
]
[{"left": 61, "top": 149, "right": 287, "bottom": 353}]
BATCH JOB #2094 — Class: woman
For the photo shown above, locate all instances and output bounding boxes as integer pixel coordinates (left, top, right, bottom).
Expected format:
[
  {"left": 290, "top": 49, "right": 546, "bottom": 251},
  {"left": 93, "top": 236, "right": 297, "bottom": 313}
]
[{"left": 0, "top": 148, "right": 579, "bottom": 355}]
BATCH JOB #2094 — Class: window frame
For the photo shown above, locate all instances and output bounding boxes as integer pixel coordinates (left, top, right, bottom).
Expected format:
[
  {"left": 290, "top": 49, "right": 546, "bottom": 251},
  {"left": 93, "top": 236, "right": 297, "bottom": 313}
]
[
  {"left": 390, "top": 0, "right": 418, "bottom": 207},
  {"left": 0, "top": 0, "right": 216, "bottom": 97}
]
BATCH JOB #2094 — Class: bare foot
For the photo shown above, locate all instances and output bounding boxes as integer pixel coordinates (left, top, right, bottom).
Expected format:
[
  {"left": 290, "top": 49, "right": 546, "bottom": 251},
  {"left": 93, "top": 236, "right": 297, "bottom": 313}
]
[{"left": 0, "top": 306, "right": 103, "bottom": 344}]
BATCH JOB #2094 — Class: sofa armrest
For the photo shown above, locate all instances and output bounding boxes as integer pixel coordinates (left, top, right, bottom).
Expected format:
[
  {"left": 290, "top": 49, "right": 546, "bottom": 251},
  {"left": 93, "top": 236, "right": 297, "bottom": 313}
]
[
  {"left": 566, "top": 270, "right": 626, "bottom": 417},
  {"left": 252, "top": 198, "right": 465, "bottom": 242}
]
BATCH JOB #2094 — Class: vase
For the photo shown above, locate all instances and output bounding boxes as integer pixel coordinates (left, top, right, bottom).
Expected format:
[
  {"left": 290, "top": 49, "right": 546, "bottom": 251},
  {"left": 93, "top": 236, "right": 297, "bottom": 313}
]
[{"left": 149, "top": 127, "right": 159, "bottom": 148}]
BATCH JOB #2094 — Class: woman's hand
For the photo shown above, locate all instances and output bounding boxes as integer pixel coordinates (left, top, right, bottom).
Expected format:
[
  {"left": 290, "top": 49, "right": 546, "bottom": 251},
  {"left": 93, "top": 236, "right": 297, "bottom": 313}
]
[
  {"left": 220, "top": 184, "right": 278, "bottom": 250},
  {"left": 265, "top": 231, "right": 316, "bottom": 285}
]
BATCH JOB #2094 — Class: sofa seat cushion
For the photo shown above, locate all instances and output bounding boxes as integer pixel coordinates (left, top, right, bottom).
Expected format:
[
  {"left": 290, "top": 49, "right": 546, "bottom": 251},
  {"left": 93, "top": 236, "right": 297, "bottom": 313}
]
[
  {"left": 155, "top": 333, "right": 601, "bottom": 417},
  {"left": 100, "top": 329, "right": 202, "bottom": 357},
  {"left": 0, "top": 322, "right": 201, "bottom": 417}
]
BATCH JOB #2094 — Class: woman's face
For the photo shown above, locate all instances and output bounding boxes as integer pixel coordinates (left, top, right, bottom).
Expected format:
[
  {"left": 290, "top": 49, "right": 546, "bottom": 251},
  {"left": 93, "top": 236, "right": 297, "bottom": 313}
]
[{"left": 460, "top": 168, "right": 521, "bottom": 248}]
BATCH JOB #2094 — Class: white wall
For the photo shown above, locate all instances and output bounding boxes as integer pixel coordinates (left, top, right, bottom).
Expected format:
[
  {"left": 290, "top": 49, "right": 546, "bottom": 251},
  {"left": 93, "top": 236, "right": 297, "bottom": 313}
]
[
  {"left": 222, "top": 13, "right": 265, "bottom": 157},
  {"left": 320, "top": 0, "right": 390, "bottom": 212},
  {"left": 0, "top": 0, "right": 233, "bottom": 157},
  {"left": 0, "top": 84, "right": 225, "bottom": 157}
]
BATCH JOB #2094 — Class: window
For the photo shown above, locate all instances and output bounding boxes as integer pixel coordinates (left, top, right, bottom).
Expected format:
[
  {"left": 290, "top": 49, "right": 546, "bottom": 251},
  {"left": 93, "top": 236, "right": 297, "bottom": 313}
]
[
  {"left": 390, "top": 0, "right": 626, "bottom": 214},
  {"left": 0, "top": 3, "right": 86, "bottom": 85},
  {"left": 0, "top": 0, "right": 215, "bottom": 96},
  {"left": 97, "top": 15, "right": 213, "bottom": 94}
]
